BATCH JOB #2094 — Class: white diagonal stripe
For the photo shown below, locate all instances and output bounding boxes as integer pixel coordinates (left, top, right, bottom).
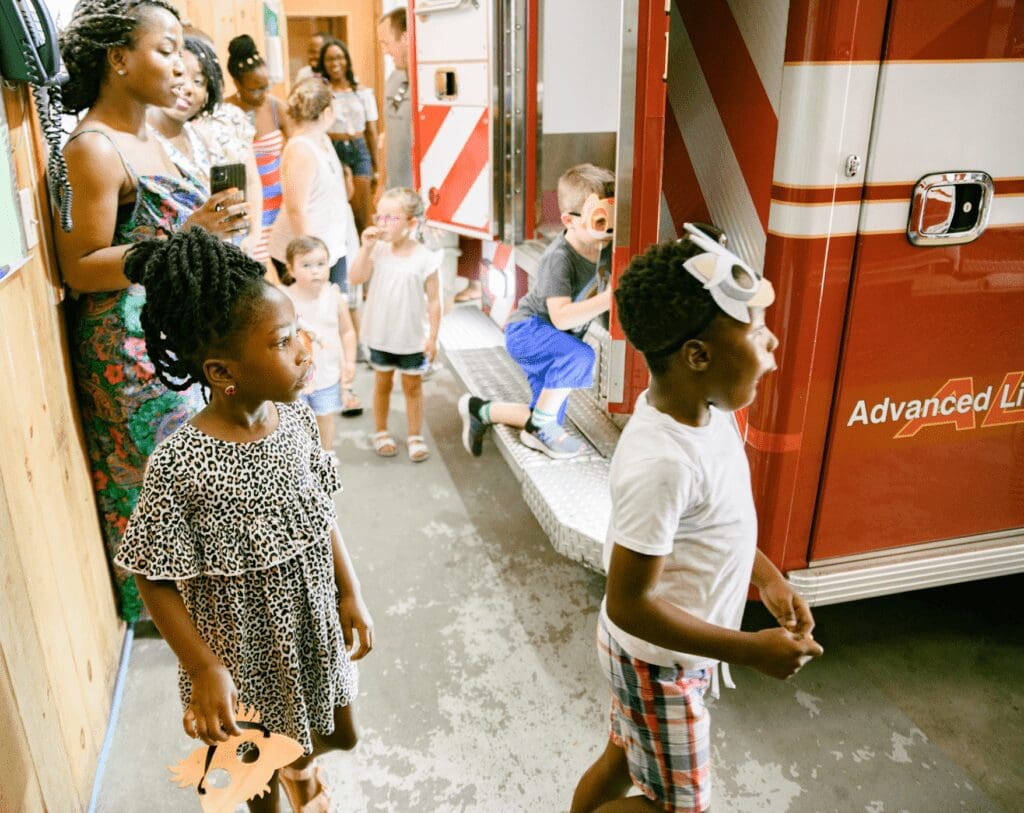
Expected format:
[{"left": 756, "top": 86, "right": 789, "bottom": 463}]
[
  {"left": 419, "top": 106, "right": 484, "bottom": 196},
  {"left": 668, "top": 4, "right": 765, "bottom": 269},
  {"left": 451, "top": 163, "right": 491, "bottom": 230},
  {"left": 726, "top": 0, "right": 789, "bottom": 114}
]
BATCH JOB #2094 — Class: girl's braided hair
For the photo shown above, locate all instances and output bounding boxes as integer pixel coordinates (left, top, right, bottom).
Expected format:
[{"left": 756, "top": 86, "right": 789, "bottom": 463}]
[
  {"left": 124, "top": 229, "right": 270, "bottom": 393},
  {"left": 227, "top": 34, "right": 265, "bottom": 81},
  {"left": 184, "top": 34, "right": 223, "bottom": 118},
  {"left": 59, "top": 0, "right": 180, "bottom": 114}
]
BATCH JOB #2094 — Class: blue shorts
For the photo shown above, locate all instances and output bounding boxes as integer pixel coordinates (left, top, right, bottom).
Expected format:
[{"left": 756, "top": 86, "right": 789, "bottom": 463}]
[
  {"left": 369, "top": 348, "right": 428, "bottom": 375},
  {"left": 598, "top": 617, "right": 713, "bottom": 812},
  {"left": 333, "top": 137, "right": 373, "bottom": 178},
  {"left": 504, "top": 315, "right": 595, "bottom": 423},
  {"left": 300, "top": 382, "right": 343, "bottom": 416},
  {"left": 272, "top": 255, "right": 349, "bottom": 293}
]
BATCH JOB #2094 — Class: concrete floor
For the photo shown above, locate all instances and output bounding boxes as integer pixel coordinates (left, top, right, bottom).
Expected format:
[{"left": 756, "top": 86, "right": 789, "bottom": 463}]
[{"left": 96, "top": 364, "right": 1023, "bottom": 812}]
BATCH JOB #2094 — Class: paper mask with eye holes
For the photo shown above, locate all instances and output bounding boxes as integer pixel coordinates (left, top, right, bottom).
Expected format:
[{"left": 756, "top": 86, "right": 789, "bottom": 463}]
[
  {"left": 168, "top": 704, "right": 304, "bottom": 812},
  {"left": 679, "top": 222, "right": 775, "bottom": 322},
  {"left": 572, "top": 194, "right": 615, "bottom": 241}
]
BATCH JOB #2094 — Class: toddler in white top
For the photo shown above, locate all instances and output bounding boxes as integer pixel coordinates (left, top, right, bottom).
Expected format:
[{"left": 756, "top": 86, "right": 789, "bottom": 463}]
[
  {"left": 280, "top": 236, "right": 360, "bottom": 453},
  {"left": 348, "top": 188, "right": 441, "bottom": 462}
]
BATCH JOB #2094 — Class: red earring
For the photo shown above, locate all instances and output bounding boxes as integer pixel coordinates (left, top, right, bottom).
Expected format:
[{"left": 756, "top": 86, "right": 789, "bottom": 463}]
[{"left": 225, "top": 385, "right": 237, "bottom": 396}]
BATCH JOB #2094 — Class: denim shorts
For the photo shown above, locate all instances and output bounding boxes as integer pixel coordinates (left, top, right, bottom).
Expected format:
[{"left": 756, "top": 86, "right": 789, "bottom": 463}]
[
  {"left": 333, "top": 137, "right": 373, "bottom": 178},
  {"left": 300, "top": 382, "right": 343, "bottom": 416},
  {"left": 369, "top": 348, "right": 428, "bottom": 375}
]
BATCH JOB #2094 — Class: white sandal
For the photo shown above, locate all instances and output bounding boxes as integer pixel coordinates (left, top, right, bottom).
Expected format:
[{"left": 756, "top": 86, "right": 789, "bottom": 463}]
[
  {"left": 407, "top": 435, "right": 430, "bottom": 462},
  {"left": 372, "top": 430, "right": 398, "bottom": 457}
]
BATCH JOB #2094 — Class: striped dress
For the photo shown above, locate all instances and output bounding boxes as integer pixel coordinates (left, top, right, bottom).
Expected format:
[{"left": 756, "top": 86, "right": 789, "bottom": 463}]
[{"left": 251, "top": 98, "right": 285, "bottom": 263}]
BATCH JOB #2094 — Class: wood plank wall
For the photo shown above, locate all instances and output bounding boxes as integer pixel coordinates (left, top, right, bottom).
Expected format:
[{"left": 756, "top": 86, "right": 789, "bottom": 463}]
[
  {"left": 0, "top": 87, "right": 123, "bottom": 811},
  {"left": 181, "top": 0, "right": 291, "bottom": 100}
]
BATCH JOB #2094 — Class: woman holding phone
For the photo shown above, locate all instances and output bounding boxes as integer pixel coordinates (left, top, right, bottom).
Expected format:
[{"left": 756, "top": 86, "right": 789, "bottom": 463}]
[{"left": 56, "top": 0, "right": 248, "bottom": 621}]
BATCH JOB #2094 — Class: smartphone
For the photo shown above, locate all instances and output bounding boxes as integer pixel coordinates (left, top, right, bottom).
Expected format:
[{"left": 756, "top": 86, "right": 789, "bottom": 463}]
[{"left": 210, "top": 162, "right": 246, "bottom": 197}]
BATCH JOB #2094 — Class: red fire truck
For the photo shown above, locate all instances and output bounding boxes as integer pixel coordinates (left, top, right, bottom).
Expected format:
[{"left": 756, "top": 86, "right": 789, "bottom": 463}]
[{"left": 415, "top": 0, "right": 1024, "bottom": 604}]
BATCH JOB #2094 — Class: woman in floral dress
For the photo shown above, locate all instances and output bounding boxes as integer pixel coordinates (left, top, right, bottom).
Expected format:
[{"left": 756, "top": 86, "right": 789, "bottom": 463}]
[{"left": 56, "top": 0, "right": 248, "bottom": 621}]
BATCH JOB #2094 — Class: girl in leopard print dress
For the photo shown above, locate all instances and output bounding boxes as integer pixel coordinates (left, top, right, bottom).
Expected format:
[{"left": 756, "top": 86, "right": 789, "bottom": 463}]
[{"left": 114, "top": 229, "right": 372, "bottom": 812}]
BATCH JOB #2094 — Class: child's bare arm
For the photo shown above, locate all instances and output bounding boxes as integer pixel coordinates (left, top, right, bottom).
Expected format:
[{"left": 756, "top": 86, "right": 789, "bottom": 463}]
[
  {"left": 348, "top": 227, "right": 381, "bottom": 286},
  {"left": 336, "top": 288, "right": 358, "bottom": 387},
  {"left": 605, "top": 545, "right": 823, "bottom": 680},
  {"left": 546, "top": 289, "right": 612, "bottom": 332},
  {"left": 751, "top": 549, "right": 815, "bottom": 636},
  {"left": 134, "top": 576, "right": 243, "bottom": 744},
  {"left": 424, "top": 272, "right": 442, "bottom": 361},
  {"left": 329, "top": 524, "right": 374, "bottom": 661}
]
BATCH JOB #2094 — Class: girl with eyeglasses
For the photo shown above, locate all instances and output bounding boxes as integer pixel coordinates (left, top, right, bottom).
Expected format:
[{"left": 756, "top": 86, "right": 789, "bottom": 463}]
[{"left": 348, "top": 189, "right": 441, "bottom": 462}]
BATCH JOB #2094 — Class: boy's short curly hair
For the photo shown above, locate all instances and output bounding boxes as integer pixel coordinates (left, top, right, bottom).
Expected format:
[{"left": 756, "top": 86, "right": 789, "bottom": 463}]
[
  {"left": 557, "top": 163, "right": 615, "bottom": 215},
  {"left": 615, "top": 236, "right": 722, "bottom": 375}
]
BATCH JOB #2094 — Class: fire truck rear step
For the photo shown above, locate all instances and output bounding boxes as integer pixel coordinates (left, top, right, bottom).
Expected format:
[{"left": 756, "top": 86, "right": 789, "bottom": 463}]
[{"left": 440, "top": 306, "right": 619, "bottom": 571}]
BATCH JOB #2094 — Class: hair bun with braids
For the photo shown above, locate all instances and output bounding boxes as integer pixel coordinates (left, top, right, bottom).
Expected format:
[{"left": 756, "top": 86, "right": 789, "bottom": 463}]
[
  {"left": 124, "top": 229, "right": 270, "bottom": 394},
  {"left": 227, "top": 34, "right": 265, "bottom": 79}
]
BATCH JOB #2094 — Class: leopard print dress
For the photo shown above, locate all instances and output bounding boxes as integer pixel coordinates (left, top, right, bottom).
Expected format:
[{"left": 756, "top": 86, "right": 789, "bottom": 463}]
[{"left": 115, "top": 401, "right": 358, "bottom": 753}]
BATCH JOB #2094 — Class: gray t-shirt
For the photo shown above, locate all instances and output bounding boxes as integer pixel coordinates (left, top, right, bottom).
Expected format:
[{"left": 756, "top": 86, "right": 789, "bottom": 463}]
[
  {"left": 384, "top": 69, "right": 412, "bottom": 189},
  {"left": 508, "top": 233, "right": 610, "bottom": 336}
]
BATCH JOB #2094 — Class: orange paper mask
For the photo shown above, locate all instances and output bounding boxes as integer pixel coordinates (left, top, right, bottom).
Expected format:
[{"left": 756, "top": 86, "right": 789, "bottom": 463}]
[{"left": 168, "top": 704, "right": 304, "bottom": 812}]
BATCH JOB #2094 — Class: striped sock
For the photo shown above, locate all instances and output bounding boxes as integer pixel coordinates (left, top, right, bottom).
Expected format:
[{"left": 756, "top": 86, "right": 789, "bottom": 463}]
[
  {"left": 530, "top": 407, "right": 559, "bottom": 427},
  {"left": 470, "top": 397, "right": 491, "bottom": 424}
]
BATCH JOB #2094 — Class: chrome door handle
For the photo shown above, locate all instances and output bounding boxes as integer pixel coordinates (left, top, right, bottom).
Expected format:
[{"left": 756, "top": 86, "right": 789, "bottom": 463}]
[{"left": 907, "top": 171, "right": 993, "bottom": 246}]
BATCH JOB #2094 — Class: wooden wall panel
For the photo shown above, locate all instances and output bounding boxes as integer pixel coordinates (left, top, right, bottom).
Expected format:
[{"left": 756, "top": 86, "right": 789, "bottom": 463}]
[{"left": 0, "top": 84, "right": 122, "bottom": 810}]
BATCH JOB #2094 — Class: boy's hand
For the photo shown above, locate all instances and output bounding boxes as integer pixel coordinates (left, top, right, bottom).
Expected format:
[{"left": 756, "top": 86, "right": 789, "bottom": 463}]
[
  {"left": 339, "top": 593, "right": 374, "bottom": 661},
  {"left": 183, "top": 663, "right": 243, "bottom": 745},
  {"left": 424, "top": 337, "right": 437, "bottom": 362},
  {"left": 361, "top": 226, "right": 383, "bottom": 246},
  {"left": 746, "top": 627, "right": 824, "bottom": 680},
  {"left": 760, "top": 578, "right": 815, "bottom": 637}
]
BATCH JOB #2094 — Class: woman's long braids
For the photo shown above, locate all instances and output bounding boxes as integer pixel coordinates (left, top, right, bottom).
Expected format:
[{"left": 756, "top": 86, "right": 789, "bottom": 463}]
[
  {"left": 59, "top": 0, "right": 180, "bottom": 114},
  {"left": 124, "top": 229, "right": 269, "bottom": 393}
]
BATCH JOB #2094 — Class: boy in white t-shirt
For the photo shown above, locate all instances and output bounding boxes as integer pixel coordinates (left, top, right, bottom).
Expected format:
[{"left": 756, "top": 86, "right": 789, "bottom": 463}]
[{"left": 570, "top": 225, "right": 824, "bottom": 813}]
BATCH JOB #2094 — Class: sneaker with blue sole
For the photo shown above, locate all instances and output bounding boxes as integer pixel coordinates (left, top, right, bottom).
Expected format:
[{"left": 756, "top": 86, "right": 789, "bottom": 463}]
[
  {"left": 519, "top": 420, "right": 585, "bottom": 459},
  {"left": 457, "top": 393, "right": 487, "bottom": 457}
]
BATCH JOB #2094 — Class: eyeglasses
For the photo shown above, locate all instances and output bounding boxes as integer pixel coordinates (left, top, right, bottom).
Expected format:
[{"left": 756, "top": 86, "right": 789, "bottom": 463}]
[{"left": 373, "top": 214, "right": 403, "bottom": 225}]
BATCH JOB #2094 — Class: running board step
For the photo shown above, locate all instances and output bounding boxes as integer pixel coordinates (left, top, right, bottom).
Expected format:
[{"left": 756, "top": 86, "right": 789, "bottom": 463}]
[{"left": 440, "top": 306, "right": 617, "bottom": 571}]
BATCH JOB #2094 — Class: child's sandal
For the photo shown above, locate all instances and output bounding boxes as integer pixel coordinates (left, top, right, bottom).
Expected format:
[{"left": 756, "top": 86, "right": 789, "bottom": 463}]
[
  {"left": 279, "top": 762, "right": 331, "bottom": 813},
  {"left": 407, "top": 435, "right": 430, "bottom": 463},
  {"left": 341, "top": 387, "right": 363, "bottom": 417},
  {"left": 372, "top": 430, "right": 398, "bottom": 457}
]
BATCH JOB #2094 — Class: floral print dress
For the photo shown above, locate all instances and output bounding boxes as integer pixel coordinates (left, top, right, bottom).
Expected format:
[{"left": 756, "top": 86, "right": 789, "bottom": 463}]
[{"left": 65, "top": 128, "right": 206, "bottom": 622}]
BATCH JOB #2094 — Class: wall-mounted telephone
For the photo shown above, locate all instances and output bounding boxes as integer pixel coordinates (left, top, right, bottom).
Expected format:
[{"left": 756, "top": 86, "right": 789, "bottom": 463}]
[
  {"left": 0, "top": 0, "right": 62, "bottom": 86},
  {"left": 0, "top": 0, "right": 73, "bottom": 231}
]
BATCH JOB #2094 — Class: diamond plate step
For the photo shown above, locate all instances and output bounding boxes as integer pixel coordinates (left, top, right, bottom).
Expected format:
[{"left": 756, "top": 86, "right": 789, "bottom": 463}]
[{"left": 439, "top": 307, "right": 618, "bottom": 570}]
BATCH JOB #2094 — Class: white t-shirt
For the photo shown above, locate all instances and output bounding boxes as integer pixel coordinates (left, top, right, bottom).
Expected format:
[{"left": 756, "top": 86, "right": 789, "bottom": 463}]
[
  {"left": 283, "top": 283, "right": 345, "bottom": 392},
  {"left": 360, "top": 241, "right": 439, "bottom": 355},
  {"left": 600, "top": 392, "right": 758, "bottom": 670},
  {"left": 328, "top": 88, "right": 379, "bottom": 136}
]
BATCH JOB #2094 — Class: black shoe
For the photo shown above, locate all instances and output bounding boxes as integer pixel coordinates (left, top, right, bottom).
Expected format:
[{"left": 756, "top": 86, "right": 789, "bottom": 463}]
[{"left": 457, "top": 394, "right": 487, "bottom": 456}]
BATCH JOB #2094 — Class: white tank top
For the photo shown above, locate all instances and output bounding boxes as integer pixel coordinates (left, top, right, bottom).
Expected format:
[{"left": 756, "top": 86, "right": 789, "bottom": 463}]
[
  {"left": 269, "top": 133, "right": 353, "bottom": 266},
  {"left": 284, "top": 284, "right": 343, "bottom": 392}
]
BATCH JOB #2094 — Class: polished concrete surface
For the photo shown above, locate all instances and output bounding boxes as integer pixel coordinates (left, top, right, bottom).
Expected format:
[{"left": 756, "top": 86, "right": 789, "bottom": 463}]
[{"left": 96, "top": 365, "right": 1022, "bottom": 812}]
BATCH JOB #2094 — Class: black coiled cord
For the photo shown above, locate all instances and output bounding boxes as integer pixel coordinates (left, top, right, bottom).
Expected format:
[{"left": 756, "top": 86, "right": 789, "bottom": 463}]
[{"left": 31, "top": 82, "right": 73, "bottom": 232}]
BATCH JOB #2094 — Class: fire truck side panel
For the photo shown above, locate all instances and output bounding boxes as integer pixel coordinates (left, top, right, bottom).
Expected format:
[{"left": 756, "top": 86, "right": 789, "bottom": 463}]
[
  {"left": 410, "top": 1, "right": 495, "bottom": 238},
  {"left": 809, "top": 0, "right": 1024, "bottom": 559}
]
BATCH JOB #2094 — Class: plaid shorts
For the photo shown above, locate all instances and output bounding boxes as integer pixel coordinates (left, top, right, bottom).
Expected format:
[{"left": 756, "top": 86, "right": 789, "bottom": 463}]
[{"left": 597, "top": 617, "right": 712, "bottom": 812}]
